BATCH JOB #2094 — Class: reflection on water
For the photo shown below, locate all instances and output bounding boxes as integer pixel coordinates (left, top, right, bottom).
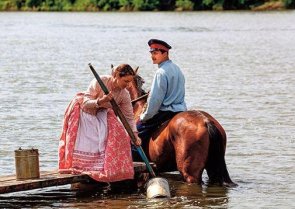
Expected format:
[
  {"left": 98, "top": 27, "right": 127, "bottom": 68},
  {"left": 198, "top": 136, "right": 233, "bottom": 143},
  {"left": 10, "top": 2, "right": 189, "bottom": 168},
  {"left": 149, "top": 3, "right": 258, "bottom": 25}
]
[
  {"left": 170, "top": 182, "right": 229, "bottom": 208},
  {"left": 0, "top": 11, "right": 295, "bottom": 208},
  {"left": 0, "top": 174, "right": 231, "bottom": 208}
]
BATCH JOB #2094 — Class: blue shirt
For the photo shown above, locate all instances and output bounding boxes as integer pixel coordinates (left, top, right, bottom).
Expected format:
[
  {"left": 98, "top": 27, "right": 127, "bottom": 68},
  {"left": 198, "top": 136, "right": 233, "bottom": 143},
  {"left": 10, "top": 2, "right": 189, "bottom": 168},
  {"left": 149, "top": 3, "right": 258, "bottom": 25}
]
[{"left": 140, "top": 60, "right": 187, "bottom": 121}]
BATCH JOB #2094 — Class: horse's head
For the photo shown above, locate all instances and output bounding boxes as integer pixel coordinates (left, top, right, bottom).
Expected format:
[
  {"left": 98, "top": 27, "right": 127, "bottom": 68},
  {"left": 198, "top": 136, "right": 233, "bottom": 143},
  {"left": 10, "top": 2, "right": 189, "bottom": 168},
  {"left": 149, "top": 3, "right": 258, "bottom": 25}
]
[
  {"left": 126, "top": 67, "right": 148, "bottom": 120},
  {"left": 126, "top": 67, "right": 146, "bottom": 99}
]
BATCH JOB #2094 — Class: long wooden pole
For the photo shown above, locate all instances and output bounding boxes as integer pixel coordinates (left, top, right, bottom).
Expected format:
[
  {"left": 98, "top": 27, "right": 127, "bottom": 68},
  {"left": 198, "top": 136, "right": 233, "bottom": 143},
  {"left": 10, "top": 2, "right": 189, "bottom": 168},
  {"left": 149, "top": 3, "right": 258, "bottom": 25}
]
[{"left": 88, "top": 63, "right": 156, "bottom": 177}]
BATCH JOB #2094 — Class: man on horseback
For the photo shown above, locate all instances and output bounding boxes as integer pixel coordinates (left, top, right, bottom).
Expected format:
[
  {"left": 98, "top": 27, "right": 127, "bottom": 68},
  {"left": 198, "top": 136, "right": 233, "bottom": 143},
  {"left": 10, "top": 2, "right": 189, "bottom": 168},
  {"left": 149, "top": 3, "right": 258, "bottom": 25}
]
[
  {"left": 130, "top": 40, "right": 236, "bottom": 186},
  {"left": 136, "top": 39, "right": 187, "bottom": 142}
]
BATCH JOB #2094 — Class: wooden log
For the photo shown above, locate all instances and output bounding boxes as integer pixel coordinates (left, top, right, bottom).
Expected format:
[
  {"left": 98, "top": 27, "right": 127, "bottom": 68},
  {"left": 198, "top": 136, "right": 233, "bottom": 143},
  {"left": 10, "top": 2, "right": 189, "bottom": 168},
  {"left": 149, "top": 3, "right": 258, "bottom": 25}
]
[{"left": 0, "top": 171, "right": 89, "bottom": 194}]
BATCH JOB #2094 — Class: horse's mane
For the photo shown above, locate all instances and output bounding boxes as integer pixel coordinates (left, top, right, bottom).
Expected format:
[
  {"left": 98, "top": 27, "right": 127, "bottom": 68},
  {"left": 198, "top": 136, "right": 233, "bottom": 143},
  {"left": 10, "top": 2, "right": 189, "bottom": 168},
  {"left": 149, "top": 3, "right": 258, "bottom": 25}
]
[
  {"left": 130, "top": 74, "right": 149, "bottom": 105},
  {"left": 134, "top": 74, "right": 147, "bottom": 96}
]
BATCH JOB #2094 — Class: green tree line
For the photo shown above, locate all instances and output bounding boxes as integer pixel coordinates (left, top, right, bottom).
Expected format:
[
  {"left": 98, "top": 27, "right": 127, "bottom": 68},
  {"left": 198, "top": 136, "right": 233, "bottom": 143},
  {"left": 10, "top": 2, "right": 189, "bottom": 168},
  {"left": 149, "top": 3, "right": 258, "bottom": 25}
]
[{"left": 0, "top": 0, "right": 294, "bottom": 11}]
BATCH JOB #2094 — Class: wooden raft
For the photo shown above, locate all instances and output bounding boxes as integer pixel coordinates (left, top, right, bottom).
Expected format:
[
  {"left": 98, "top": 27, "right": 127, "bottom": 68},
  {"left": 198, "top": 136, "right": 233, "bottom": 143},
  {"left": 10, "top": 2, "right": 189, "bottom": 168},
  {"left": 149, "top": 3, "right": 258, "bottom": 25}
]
[{"left": 0, "top": 162, "right": 149, "bottom": 194}]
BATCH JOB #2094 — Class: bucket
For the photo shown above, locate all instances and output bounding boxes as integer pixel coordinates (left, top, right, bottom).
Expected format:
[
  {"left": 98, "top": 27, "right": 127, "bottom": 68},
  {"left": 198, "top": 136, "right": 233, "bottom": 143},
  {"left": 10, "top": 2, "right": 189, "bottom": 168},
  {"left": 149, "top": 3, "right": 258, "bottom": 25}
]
[
  {"left": 146, "top": 177, "right": 171, "bottom": 198},
  {"left": 14, "top": 148, "right": 40, "bottom": 180}
]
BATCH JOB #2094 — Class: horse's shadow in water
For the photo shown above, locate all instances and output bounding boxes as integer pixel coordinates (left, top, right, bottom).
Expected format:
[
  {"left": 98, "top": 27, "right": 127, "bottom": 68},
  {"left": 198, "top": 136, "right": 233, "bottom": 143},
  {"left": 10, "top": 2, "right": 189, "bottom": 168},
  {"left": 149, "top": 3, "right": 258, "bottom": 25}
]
[{"left": 127, "top": 71, "right": 237, "bottom": 187}]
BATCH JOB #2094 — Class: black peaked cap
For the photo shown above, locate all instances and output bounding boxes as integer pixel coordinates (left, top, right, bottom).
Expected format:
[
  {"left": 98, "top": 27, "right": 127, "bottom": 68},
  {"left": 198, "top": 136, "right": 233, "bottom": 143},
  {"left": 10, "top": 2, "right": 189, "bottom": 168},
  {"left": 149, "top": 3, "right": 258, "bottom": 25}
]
[{"left": 148, "top": 39, "right": 172, "bottom": 49}]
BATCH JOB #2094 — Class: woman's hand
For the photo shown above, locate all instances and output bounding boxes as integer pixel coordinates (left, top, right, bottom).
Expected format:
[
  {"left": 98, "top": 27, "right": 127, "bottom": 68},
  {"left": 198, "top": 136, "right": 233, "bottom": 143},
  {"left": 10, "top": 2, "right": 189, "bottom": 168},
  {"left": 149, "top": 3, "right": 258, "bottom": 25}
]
[
  {"left": 97, "top": 92, "right": 113, "bottom": 108},
  {"left": 133, "top": 132, "right": 142, "bottom": 147}
]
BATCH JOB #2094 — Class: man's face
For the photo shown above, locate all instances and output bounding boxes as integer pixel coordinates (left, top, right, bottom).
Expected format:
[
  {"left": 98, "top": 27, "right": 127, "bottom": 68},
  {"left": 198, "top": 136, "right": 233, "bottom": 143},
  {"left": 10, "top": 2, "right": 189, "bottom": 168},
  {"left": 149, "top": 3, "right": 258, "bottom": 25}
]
[{"left": 150, "top": 50, "right": 168, "bottom": 64}]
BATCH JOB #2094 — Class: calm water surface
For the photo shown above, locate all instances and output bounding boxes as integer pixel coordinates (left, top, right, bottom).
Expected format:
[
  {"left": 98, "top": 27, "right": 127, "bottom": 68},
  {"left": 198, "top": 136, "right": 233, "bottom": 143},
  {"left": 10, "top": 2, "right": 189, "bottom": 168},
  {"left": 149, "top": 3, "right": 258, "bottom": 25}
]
[{"left": 0, "top": 11, "right": 294, "bottom": 208}]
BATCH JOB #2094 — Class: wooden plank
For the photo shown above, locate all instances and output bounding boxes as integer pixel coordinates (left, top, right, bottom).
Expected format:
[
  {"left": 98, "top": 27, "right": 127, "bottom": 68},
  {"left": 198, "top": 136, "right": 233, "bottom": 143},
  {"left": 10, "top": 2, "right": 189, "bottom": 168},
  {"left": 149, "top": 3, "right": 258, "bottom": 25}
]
[
  {"left": 0, "top": 162, "right": 151, "bottom": 194},
  {"left": 0, "top": 171, "right": 89, "bottom": 194},
  {"left": 133, "top": 162, "right": 151, "bottom": 172}
]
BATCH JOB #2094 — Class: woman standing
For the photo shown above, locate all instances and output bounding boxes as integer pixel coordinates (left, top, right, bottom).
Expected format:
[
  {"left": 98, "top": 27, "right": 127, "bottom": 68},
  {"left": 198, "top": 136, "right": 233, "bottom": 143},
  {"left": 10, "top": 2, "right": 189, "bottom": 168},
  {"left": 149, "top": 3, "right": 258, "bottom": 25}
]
[{"left": 59, "top": 64, "right": 141, "bottom": 182}]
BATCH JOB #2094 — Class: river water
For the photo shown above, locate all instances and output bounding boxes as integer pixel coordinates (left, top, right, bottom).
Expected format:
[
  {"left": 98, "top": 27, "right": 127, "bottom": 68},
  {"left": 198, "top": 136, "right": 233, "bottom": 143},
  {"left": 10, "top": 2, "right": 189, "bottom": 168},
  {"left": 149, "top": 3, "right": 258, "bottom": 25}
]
[{"left": 0, "top": 11, "right": 294, "bottom": 208}]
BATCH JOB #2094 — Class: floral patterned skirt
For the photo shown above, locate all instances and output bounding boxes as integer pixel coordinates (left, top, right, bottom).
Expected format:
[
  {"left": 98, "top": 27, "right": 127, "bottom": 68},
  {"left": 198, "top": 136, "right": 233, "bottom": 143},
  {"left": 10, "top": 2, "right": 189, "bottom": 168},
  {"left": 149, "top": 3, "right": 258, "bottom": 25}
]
[{"left": 58, "top": 94, "right": 134, "bottom": 182}]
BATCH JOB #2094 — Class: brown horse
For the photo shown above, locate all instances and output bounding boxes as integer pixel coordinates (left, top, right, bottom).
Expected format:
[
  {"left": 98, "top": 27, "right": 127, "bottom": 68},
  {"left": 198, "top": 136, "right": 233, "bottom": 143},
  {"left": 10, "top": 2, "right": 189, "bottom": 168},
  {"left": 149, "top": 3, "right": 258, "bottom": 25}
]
[{"left": 127, "top": 72, "right": 236, "bottom": 187}]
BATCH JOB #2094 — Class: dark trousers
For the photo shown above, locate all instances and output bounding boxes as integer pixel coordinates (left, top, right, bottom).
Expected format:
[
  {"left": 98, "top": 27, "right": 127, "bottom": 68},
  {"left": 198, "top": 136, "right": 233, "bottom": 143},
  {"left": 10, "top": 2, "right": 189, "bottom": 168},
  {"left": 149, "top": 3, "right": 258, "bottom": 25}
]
[
  {"left": 137, "top": 111, "right": 179, "bottom": 141},
  {"left": 132, "top": 111, "right": 180, "bottom": 161}
]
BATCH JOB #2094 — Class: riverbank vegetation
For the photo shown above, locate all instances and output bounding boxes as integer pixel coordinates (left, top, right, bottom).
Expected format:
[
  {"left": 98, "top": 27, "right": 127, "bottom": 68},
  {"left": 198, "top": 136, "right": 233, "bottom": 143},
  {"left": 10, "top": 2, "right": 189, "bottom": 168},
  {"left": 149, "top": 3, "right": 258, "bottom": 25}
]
[{"left": 0, "top": 0, "right": 294, "bottom": 11}]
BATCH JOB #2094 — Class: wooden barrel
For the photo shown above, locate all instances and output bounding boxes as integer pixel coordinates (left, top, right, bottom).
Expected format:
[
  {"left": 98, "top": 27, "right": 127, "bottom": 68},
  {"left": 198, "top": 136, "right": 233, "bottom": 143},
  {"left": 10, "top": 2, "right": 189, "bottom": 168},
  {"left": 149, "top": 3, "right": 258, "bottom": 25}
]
[{"left": 14, "top": 148, "right": 40, "bottom": 180}]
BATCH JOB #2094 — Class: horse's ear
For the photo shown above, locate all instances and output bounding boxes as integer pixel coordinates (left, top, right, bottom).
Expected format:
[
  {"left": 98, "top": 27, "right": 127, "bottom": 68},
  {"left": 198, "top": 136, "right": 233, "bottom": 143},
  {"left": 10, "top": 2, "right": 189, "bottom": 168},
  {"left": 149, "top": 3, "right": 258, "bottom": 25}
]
[
  {"left": 134, "top": 66, "right": 139, "bottom": 74},
  {"left": 111, "top": 64, "right": 114, "bottom": 75}
]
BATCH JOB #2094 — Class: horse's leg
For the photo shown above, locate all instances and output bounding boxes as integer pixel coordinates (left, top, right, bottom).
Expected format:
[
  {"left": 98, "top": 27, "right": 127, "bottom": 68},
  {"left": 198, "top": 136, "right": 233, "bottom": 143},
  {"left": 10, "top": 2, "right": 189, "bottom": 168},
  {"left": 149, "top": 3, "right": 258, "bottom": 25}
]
[
  {"left": 173, "top": 127, "right": 210, "bottom": 184},
  {"left": 148, "top": 131, "right": 177, "bottom": 172}
]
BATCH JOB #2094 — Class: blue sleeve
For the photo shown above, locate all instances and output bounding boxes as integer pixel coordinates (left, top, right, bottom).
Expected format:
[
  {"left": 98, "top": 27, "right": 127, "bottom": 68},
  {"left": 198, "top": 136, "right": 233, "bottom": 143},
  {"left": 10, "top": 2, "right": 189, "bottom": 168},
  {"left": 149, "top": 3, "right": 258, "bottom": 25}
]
[{"left": 140, "top": 71, "right": 167, "bottom": 121}]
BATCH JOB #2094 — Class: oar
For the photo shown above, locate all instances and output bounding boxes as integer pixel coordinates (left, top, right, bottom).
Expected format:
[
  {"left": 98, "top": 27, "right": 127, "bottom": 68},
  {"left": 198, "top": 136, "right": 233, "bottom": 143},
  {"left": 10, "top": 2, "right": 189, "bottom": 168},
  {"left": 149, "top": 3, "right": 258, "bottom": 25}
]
[{"left": 88, "top": 63, "right": 156, "bottom": 177}]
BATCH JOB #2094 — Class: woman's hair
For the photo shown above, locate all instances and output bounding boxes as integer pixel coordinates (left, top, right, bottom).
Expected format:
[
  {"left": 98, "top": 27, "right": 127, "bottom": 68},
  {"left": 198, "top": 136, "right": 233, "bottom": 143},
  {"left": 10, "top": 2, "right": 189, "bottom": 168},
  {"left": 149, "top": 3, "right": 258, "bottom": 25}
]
[{"left": 113, "top": 64, "right": 135, "bottom": 78}]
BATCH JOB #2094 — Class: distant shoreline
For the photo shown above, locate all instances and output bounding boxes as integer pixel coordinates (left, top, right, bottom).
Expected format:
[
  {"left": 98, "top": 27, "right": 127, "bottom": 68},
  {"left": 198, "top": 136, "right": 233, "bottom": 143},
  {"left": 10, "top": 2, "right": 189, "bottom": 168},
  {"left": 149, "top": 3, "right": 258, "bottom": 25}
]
[{"left": 0, "top": 0, "right": 292, "bottom": 12}]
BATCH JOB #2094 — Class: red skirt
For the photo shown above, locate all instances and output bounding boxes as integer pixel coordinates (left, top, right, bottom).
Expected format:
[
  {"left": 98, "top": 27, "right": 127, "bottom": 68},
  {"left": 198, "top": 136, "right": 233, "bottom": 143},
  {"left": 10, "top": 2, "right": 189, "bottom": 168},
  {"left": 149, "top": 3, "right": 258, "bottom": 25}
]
[{"left": 58, "top": 93, "right": 134, "bottom": 182}]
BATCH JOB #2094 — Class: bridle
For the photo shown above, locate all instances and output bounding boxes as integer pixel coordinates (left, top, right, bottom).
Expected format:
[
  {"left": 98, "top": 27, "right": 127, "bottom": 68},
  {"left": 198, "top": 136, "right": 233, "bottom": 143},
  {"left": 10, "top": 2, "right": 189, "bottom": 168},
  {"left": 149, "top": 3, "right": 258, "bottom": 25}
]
[{"left": 131, "top": 93, "right": 149, "bottom": 104}]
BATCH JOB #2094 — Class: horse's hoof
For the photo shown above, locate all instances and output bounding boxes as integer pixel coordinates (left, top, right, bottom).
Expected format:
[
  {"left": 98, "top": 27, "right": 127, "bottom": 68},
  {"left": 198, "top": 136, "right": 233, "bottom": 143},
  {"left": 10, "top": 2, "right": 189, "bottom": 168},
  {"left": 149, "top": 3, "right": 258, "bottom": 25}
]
[{"left": 223, "top": 181, "right": 238, "bottom": 188}]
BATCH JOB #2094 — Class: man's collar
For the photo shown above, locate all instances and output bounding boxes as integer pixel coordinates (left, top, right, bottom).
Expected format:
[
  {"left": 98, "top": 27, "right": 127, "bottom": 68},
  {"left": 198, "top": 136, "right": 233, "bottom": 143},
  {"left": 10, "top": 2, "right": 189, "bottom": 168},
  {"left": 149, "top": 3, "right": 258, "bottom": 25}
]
[{"left": 158, "top": 59, "right": 171, "bottom": 68}]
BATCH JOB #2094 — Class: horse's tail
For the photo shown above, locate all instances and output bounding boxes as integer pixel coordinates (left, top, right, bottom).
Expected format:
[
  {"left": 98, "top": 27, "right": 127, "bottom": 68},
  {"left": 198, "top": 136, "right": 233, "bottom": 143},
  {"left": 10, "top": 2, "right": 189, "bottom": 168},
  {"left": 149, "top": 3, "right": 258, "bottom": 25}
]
[{"left": 205, "top": 121, "right": 236, "bottom": 187}]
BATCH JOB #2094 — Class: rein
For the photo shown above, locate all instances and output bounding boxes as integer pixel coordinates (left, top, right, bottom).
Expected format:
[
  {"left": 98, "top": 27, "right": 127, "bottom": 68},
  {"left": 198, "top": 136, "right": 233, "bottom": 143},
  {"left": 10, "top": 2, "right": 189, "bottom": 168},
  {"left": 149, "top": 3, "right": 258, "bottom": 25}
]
[{"left": 131, "top": 93, "right": 149, "bottom": 104}]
